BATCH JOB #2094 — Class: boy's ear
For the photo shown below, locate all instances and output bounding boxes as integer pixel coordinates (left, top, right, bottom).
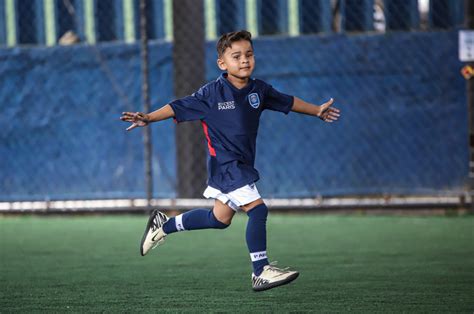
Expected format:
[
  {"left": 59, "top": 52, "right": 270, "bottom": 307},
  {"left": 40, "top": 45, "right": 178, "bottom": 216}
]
[{"left": 217, "top": 58, "right": 227, "bottom": 71}]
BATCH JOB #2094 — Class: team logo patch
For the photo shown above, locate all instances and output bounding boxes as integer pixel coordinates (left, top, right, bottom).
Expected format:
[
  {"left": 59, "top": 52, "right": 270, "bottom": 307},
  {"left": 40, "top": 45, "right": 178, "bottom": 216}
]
[{"left": 248, "top": 93, "right": 260, "bottom": 109}]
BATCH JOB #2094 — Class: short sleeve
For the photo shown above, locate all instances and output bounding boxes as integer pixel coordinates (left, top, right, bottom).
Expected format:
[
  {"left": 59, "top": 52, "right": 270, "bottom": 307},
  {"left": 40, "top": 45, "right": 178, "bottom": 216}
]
[
  {"left": 169, "top": 86, "right": 210, "bottom": 123},
  {"left": 263, "top": 84, "right": 294, "bottom": 114}
]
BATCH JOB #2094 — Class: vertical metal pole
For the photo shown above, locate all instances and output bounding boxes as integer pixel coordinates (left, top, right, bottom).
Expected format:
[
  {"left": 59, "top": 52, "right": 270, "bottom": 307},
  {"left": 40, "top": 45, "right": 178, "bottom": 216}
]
[
  {"left": 122, "top": 0, "right": 136, "bottom": 43},
  {"left": 43, "top": 0, "right": 56, "bottom": 46},
  {"left": 5, "top": 0, "right": 17, "bottom": 46},
  {"left": 204, "top": 0, "right": 216, "bottom": 40},
  {"left": 0, "top": 0, "right": 5, "bottom": 45},
  {"left": 140, "top": 0, "right": 153, "bottom": 205},
  {"left": 173, "top": 0, "right": 207, "bottom": 198},
  {"left": 288, "top": 0, "right": 300, "bottom": 36},
  {"left": 466, "top": 0, "right": 474, "bottom": 211},
  {"left": 83, "top": 0, "right": 96, "bottom": 44},
  {"left": 246, "top": 0, "right": 258, "bottom": 36}
]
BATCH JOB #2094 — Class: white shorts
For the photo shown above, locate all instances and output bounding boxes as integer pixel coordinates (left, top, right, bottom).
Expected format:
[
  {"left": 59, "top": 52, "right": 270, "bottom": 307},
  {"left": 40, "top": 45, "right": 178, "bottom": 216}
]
[{"left": 203, "top": 183, "right": 261, "bottom": 211}]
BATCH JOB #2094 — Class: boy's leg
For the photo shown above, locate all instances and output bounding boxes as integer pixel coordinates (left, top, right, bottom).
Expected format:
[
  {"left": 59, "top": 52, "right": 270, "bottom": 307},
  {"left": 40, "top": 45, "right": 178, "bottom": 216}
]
[
  {"left": 242, "top": 199, "right": 299, "bottom": 292},
  {"left": 241, "top": 199, "right": 269, "bottom": 276},
  {"left": 163, "top": 200, "right": 234, "bottom": 234},
  {"left": 140, "top": 200, "right": 234, "bottom": 256}
]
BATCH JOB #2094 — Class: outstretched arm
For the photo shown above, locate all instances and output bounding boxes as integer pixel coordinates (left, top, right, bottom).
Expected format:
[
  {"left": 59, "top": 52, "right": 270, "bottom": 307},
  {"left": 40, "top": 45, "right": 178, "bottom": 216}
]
[
  {"left": 291, "top": 97, "right": 340, "bottom": 123},
  {"left": 120, "top": 104, "right": 175, "bottom": 131}
]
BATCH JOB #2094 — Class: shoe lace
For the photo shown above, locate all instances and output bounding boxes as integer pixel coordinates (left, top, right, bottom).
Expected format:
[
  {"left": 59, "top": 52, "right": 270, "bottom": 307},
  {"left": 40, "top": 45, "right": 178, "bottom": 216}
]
[{"left": 267, "top": 261, "right": 290, "bottom": 273}]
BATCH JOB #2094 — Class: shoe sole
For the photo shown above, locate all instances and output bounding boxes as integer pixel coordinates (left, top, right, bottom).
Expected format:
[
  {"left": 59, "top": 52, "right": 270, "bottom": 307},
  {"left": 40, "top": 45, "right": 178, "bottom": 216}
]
[
  {"left": 252, "top": 272, "right": 300, "bottom": 292},
  {"left": 140, "top": 209, "right": 161, "bottom": 256}
]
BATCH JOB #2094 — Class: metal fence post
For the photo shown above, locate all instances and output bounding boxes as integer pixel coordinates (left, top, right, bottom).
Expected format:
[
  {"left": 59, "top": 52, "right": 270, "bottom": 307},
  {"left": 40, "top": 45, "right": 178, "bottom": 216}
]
[
  {"left": 140, "top": 0, "right": 153, "bottom": 205},
  {"left": 466, "top": 0, "right": 474, "bottom": 211},
  {"left": 173, "top": 0, "right": 207, "bottom": 198}
]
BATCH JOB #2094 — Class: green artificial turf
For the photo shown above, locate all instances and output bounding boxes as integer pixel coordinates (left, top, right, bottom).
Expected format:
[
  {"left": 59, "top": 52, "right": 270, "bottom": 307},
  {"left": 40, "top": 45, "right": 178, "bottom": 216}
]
[{"left": 1, "top": 214, "right": 473, "bottom": 312}]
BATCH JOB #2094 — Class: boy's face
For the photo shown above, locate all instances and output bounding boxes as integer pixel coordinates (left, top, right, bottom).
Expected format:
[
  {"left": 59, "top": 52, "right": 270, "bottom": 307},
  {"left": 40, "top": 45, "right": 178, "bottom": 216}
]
[{"left": 217, "top": 40, "right": 255, "bottom": 80}]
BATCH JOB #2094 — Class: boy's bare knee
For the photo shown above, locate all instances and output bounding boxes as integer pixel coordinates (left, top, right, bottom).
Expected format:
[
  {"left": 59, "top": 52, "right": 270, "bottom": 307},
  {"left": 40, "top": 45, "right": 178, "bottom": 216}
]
[
  {"left": 217, "top": 219, "right": 231, "bottom": 229},
  {"left": 221, "top": 218, "right": 232, "bottom": 227},
  {"left": 214, "top": 213, "right": 233, "bottom": 226},
  {"left": 213, "top": 200, "right": 235, "bottom": 226}
]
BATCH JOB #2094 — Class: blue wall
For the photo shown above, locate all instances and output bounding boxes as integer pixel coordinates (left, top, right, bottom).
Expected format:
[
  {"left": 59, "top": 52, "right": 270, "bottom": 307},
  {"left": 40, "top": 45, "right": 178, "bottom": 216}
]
[
  {"left": 248, "top": 32, "right": 467, "bottom": 197},
  {"left": 0, "top": 43, "right": 176, "bottom": 200},
  {"left": 0, "top": 31, "right": 468, "bottom": 200}
]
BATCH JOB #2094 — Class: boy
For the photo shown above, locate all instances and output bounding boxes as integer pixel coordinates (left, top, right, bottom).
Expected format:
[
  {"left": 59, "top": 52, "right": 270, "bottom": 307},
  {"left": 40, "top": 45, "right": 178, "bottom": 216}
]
[{"left": 120, "top": 30, "right": 340, "bottom": 292}]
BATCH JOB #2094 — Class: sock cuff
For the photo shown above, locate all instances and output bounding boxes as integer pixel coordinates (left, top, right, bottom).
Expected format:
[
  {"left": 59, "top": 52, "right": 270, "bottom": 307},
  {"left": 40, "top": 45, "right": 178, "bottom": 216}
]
[
  {"left": 175, "top": 214, "right": 185, "bottom": 231},
  {"left": 250, "top": 251, "right": 267, "bottom": 262}
]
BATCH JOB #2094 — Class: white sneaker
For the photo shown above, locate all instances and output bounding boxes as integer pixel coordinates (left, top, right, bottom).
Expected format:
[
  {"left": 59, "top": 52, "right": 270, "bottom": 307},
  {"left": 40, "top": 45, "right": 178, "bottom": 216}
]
[
  {"left": 140, "top": 209, "right": 168, "bottom": 256},
  {"left": 252, "top": 264, "right": 299, "bottom": 292}
]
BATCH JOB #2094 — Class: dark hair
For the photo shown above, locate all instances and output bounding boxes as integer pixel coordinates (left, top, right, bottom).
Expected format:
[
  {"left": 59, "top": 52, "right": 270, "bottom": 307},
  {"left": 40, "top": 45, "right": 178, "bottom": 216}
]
[{"left": 216, "top": 30, "right": 253, "bottom": 57}]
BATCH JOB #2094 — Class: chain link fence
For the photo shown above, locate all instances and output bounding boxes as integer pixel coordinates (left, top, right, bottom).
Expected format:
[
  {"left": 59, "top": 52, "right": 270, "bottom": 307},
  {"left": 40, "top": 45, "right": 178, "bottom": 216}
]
[{"left": 0, "top": 0, "right": 468, "bottom": 205}]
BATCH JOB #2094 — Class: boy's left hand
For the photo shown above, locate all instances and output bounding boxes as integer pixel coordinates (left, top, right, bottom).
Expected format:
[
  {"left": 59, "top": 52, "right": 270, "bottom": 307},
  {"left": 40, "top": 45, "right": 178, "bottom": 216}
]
[{"left": 319, "top": 98, "right": 340, "bottom": 123}]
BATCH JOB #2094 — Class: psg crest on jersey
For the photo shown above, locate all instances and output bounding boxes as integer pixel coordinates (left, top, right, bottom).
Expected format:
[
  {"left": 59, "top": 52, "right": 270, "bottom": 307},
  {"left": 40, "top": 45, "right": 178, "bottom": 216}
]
[{"left": 248, "top": 93, "right": 260, "bottom": 109}]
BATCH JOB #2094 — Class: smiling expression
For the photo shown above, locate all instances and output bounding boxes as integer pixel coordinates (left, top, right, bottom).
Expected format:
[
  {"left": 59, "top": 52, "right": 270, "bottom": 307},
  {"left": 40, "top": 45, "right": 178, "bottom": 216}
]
[{"left": 217, "top": 40, "right": 255, "bottom": 85}]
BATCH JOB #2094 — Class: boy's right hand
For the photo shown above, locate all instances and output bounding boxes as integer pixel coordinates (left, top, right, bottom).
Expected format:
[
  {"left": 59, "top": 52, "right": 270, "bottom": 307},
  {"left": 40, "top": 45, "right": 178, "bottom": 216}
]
[{"left": 120, "top": 112, "right": 150, "bottom": 131}]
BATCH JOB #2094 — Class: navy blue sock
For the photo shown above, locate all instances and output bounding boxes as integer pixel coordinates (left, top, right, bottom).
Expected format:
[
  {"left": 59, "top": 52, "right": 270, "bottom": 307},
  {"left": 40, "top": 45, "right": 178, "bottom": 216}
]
[
  {"left": 162, "top": 209, "right": 228, "bottom": 234},
  {"left": 246, "top": 203, "right": 269, "bottom": 276}
]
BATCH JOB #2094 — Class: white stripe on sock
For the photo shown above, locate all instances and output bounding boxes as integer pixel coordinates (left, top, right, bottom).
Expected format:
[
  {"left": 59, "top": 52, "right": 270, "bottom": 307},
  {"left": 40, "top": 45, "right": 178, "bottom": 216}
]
[
  {"left": 250, "top": 251, "right": 267, "bottom": 262},
  {"left": 175, "top": 214, "right": 185, "bottom": 231}
]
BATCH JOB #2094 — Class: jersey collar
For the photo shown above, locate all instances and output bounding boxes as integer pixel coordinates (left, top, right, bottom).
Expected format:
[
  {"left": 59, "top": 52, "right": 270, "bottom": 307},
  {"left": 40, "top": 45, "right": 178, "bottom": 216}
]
[{"left": 219, "top": 73, "right": 255, "bottom": 93}]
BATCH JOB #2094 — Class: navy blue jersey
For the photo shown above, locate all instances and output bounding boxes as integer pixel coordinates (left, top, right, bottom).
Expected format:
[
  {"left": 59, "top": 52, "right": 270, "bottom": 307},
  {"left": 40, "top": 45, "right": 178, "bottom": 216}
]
[{"left": 169, "top": 73, "right": 294, "bottom": 193}]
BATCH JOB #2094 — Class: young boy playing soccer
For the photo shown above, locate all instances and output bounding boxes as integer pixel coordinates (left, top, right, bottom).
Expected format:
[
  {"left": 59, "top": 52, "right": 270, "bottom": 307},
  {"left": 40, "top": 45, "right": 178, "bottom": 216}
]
[{"left": 120, "top": 30, "right": 340, "bottom": 292}]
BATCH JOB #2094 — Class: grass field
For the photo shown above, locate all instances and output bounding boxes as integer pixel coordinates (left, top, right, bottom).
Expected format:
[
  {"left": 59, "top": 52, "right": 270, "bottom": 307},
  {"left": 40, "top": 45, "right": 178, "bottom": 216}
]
[{"left": 1, "top": 213, "right": 473, "bottom": 312}]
